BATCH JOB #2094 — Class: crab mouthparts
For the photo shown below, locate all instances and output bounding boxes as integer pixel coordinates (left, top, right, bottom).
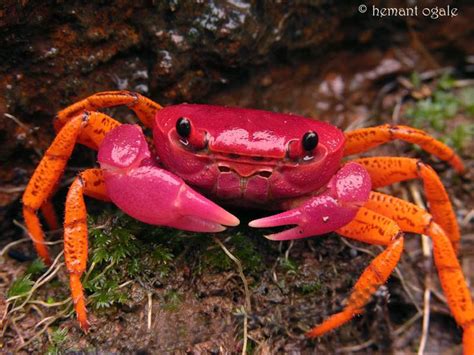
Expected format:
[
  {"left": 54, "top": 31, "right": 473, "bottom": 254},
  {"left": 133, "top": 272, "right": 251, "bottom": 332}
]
[
  {"left": 215, "top": 162, "right": 272, "bottom": 201},
  {"left": 217, "top": 163, "right": 273, "bottom": 178}
]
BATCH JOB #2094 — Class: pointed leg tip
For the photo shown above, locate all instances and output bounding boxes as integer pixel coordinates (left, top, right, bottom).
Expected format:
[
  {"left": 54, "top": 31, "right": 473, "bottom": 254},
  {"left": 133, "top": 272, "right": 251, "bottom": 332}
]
[
  {"left": 79, "top": 318, "right": 90, "bottom": 333},
  {"left": 305, "top": 330, "right": 317, "bottom": 338},
  {"left": 305, "top": 325, "right": 325, "bottom": 338}
]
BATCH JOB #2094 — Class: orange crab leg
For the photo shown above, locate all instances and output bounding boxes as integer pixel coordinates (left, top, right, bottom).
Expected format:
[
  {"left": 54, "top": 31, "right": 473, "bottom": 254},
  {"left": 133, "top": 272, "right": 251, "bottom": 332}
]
[
  {"left": 65, "top": 168, "right": 108, "bottom": 331},
  {"left": 365, "top": 192, "right": 474, "bottom": 352},
  {"left": 78, "top": 112, "right": 121, "bottom": 150},
  {"left": 39, "top": 200, "right": 60, "bottom": 231},
  {"left": 344, "top": 124, "right": 465, "bottom": 173},
  {"left": 306, "top": 207, "right": 404, "bottom": 337},
  {"left": 355, "top": 157, "right": 460, "bottom": 251},
  {"left": 23, "top": 115, "right": 86, "bottom": 264},
  {"left": 22, "top": 112, "right": 117, "bottom": 264},
  {"left": 307, "top": 196, "right": 474, "bottom": 352},
  {"left": 55, "top": 91, "right": 160, "bottom": 149},
  {"left": 54, "top": 91, "right": 162, "bottom": 148}
]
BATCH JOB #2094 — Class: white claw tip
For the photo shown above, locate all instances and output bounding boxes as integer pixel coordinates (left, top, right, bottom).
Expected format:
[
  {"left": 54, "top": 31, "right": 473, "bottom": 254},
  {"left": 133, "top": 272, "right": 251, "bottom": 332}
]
[
  {"left": 248, "top": 220, "right": 263, "bottom": 228},
  {"left": 263, "top": 234, "right": 278, "bottom": 241}
]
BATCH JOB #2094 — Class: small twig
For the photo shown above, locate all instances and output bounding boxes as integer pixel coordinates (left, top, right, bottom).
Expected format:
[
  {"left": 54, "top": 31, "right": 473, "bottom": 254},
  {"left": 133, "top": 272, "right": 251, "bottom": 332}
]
[
  {"left": 88, "top": 261, "right": 115, "bottom": 284},
  {"left": 15, "top": 307, "right": 72, "bottom": 352},
  {"left": 118, "top": 280, "right": 134, "bottom": 289},
  {"left": 0, "top": 186, "right": 27, "bottom": 193},
  {"left": 0, "top": 238, "right": 30, "bottom": 257},
  {"left": 392, "top": 96, "right": 403, "bottom": 125},
  {"left": 336, "top": 312, "right": 423, "bottom": 353},
  {"left": 4, "top": 113, "right": 43, "bottom": 157},
  {"left": 336, "top": 338, "right": 375, "bottom": 353},
  {"left": 10, "top": 317, "right": 25, "bottom": 346},
  {"left": 242, "top": 306, "right": 249, "bottom": 355},
  {"left": 462, "top": 209, "right": 474, "bottom": 227},
  {"left": 28, "top": 298, "right": 71, "bottom": 308},
  {"left": 340, "top": 237, "right": 377, "bottom": 257},
  {"left": 394, "top": 312, "right": 422, "bottom": 336},
  {"left": 212, "top": 236, "right": 250, "bottom": 355},
  {"left": 452, "top": 79, "right": 474, "bottom": 88},
  {"left": 147, "top": 291, "right": 153, "bottom": 331},
  {"left": 13, "top": 219, "right": 64, "bottom": 245},
  {"left": 6, "top": 251, "right": 64, "bottom": 310},
  {"left": 82, "top": 261, "right": 96, "bottom": 285},
  {"left": 212, "top": 237, "right": 251, "bottom": 312},
  {"left": 393, "top": 265, "right": 422, "bottom": 313},
  {"left": 284, "top": 240, "right": 294, "bottom": 262},
  {"left": 409, "top": 183, "right": 432, "bottom": 355},
  {"left": 4, "top": 113, "right": 29, "bottom": 130}
]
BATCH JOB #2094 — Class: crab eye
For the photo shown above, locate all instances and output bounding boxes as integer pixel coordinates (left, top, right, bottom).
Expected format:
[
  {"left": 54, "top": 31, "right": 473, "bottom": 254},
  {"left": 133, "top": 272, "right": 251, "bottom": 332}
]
[
  {"left": 302, "top": 131, "right": 318, "bottom": 151},
  {"left": 176, "top": 117, "right": 191, "bottom": 138}
]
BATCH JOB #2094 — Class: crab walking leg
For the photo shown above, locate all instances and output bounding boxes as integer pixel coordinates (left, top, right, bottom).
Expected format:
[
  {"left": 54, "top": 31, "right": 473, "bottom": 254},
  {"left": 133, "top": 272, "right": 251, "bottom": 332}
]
[
  {"left": 306, "top": 207, "right": 404, "bottom": 337},
  {"left": 58, "top": 109, "right": 121, "bottom": 150},
  {"left": 22, "top": 115, "right": 86, "bottom": 264},
  {"left": 54, "top": 90, "right": 162, "bottom": 132},
  {"left": 77, "top": 111, "right": 121, "bottom": 150},
  {"left": 365, "top": 192, "right": 474, "bottom": 352},
  {"left": 249, "top": 162, "right": 372, "bottom": 240},
  {"left": 355, "top": 157, "right": 460, "bottom": 251},
  {"left": 22, "top": 112, "right": 117, "bottom": 264},
  {"left": 64, "top": 169, "right": 109, "bottom": 331},
  {"left": 39, "top": 200, "right": 60, "bottom": 230},
  {"left": 344, "top": 124, "right": 465, "bottom": 173}
]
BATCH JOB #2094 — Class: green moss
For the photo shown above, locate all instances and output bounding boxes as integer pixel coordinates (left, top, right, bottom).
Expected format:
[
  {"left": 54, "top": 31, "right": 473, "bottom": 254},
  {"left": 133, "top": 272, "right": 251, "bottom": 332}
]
[
  {"left": 437, "top": 72, "right": 456, "bottom": 90},
  {"left": 444, "top": 125, "right": 474, "bottom": 152},
  {"left": 409, "top": 72, "right": 422, "bottom": 89},
  {"left": 406, "top": 92, "right": 459, "bottom": 130},
  {"left": 25, "top": 258, "right": 46, "bottom": 276},
  {"left": 45, "top": 327, "right": 68, "bottom": 355},
  {"left": 201, "top": 232, "right": 262, "bottom": 274},
  {"left": 405, "top": 73, "right": 474, "bottom": 152},
  {"left": 163, "top": 290, "right": 183, "bottom": 311},
  {"left": 297, "top": 280, "right": 324, "bottom": 295},
  {"left": 7, "top": 275, "right": 34, "bottom": 299},
  {"left": 459, "top": 86, "right": 474, "bottom": 115},
  {"left": 279, "top": 257, "right": 298, "bottom": 274},
  {"left": 84, "top": 211, "right": 181, "bottom": 310}
]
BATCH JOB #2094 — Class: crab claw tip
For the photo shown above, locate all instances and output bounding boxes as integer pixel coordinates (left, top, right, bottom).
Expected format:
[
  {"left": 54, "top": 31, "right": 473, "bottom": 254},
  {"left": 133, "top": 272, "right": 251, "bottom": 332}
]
[
  {"left": 263, "top": 233, "right": 278, "bottom": 241},
  {"left": 225, "top": 214, "right": 240, "bottom": 227},
  {"left": 247, "top": 220, "right": 259, "bottom": 228},
  {"left": 248, "top": 210, "right": 301, "bottom": 229}
]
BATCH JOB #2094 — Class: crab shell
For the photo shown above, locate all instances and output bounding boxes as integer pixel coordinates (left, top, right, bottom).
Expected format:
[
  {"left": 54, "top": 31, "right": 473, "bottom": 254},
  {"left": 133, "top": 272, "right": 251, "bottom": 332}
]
[{"left": 153, "top": 104, "right": 345, "bottom": 205}]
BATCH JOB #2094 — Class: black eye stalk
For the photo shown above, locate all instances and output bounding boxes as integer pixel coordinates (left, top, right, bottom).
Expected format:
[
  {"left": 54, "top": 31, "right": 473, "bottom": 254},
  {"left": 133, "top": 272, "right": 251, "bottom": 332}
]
[
  {"left": 176, "top": 116, "right": 208, "bottom": 150},
  {"left": 302, "top": 131, "right": 318, "bottom": 152},
  {"left": 176, "top": 117, "right": 191, "bottom": 138}
]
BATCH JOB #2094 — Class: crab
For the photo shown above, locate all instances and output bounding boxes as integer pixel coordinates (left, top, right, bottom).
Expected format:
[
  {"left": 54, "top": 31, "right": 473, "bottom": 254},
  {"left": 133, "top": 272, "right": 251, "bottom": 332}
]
[{"left": 22, "top": 91, "right": 473, "bottom": 352}]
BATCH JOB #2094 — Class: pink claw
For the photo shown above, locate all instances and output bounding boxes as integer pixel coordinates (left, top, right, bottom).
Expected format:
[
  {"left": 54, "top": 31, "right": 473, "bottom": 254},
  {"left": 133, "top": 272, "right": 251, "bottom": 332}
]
[
  {"left": 98, "top": 125, "right": 239, "bottom": 232},
  {"left": 249, "top": 162, "right": 371, "bottom": 240}
]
